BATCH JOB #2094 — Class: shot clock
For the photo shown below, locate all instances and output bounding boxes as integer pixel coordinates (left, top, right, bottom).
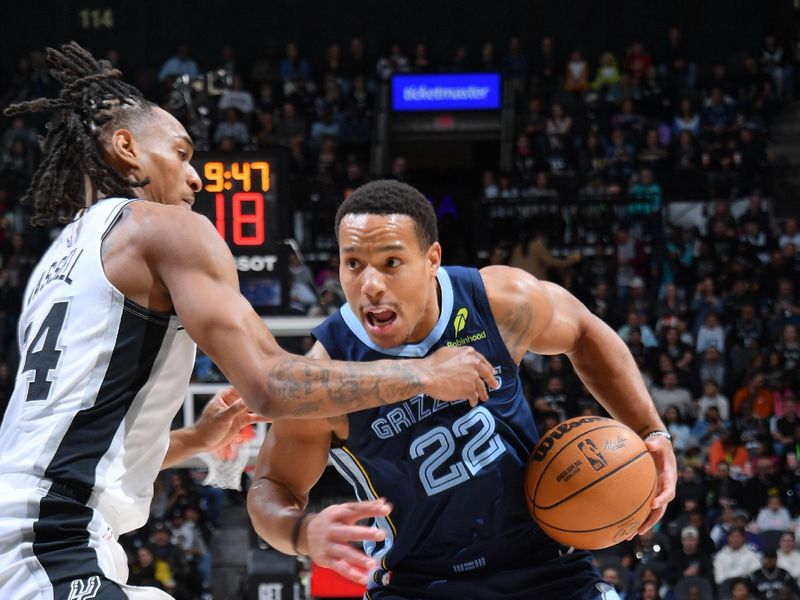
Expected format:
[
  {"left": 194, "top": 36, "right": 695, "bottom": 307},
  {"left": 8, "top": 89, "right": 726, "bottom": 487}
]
[{"left": 191, "top": 150, "right": 290, "bottom": 313}]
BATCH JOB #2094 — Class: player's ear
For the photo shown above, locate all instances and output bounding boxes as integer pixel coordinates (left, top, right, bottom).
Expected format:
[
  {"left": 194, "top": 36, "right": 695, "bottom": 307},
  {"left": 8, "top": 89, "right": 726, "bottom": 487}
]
[
  {"left": 105, "top": 128, "right": 139, "bottom": 173},
  {"left": 427, "top": 241, "right": 442, "bottom": 275}
]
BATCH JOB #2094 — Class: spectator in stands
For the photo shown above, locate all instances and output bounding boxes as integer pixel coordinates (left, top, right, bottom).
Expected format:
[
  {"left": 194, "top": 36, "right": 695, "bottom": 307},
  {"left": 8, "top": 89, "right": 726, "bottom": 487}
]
[
  {"left": 755, "top": 493, "right": 793, "bottom": 533},
  {"left": 600, "top": 565, "right": 628, "bottom": 600},
  {"left": 664, "top": 404, "right": 695, "bottom": 453},
  {"left": 749, "top": 549, "right": 798, "bottom": 600},
  {"left": 761, "top": 35, "right": 789, "bottom": 99},
  {"left": 696, "top": 313, "right": 726, "bottom": 354},
  {"left": 508, "top": 227, "right": 580, "bottom": 281},
  {"left": 388, "top": 156, "right": 408, "bottom": 182},
  {"left": 218, "top": 74, "right": 255, "bottom": 116},
  {"left": 651, "top": 371, "right": 694, "bottom": 418},
  {"left": 613, "top": 99, "right": 647, "bottom": 144},
  {"left": 638, "top": 129, "right": 670, "bottom": 174},
  {"left": 605, "top": 128, "right": 637, "bottom": 186},
  {"left": 309, "top": 105, "right": 340, "bottom": 147},
  {"left": 532, "top": 36, "right": 559, "bottom": 98},
  {"left": 691, "top": 277, "right": 725, "bottom": 332},
  {"left": 545, "top": 102, "right": 573, "bottom": 151},
  {"left": 411, "top": 42, "right": 432, "bottom": 72},
  {"left": 692, "top": 405, "right": 726, "bottom": 452},
  {"left": 158, "top": 44, "right": 199, "bottom": 82},
  {"left": 564, "top": 48, "right": 590, "bottom": 93},
  {"left": 770, "top": 395, "right": 798, "bottom": 455},
  {"left": 182, "top": 506, "right": 212, "bottom": 592},
  {"left": 714, "top": 527, "right": 762, "bottom": 583},
  {"left": 129, "top": 546, "right": 170, "bottom": 591},
  {"left": 698, "top": 347, "right": 727, "bottom": 393},
  {"left": 279, "top": 41, "right": 312, "bottom": 90},
  {"left": 709, "top": 430, "right": 750, "bottom": 477},
  {"left": 343, "top": 37, "right": 371, "bottom": 81},
  {"left": 592, "top": 52, "right": 622, "bottom": 99},
  {"left": 213, "top": 108, "right": 250, "bottom": 148},
  {"left": 664, "top": 525, "right": 714, "bottom": 587},
  {"left": 697, "top": 379, "right": 730, "bottom": 421},
  {"left": 733, "top": 373, "right": 773, "bottom": 419},
  {"left": 478, "top": 41, "right": 497, "bottom": 72},
  {"left": 150, "top": 521, "right": 189, "bottom": 591},
  {"left": 277, "top": 102, "right": 307, "bottom": 145},
  {"left": 673, "top": 98, "right": 702, "bottom": 137},
  {"left": 776, "top": 531, "right": 800, "bottom": 579},
  {"left": 661, "top": 325, "right": 693, "bottom": 374},
  {"left": 702, "top": 87, "right": 738, "bottom": 141},
  {"left": 778, "top": 218, "right": 800, "bottom": 250},
  {"left": 743, "top": 457, "right": 782, "bottom": 519},
  {"left": 618, "top": 310, "right": 659, "bottom": 348}
]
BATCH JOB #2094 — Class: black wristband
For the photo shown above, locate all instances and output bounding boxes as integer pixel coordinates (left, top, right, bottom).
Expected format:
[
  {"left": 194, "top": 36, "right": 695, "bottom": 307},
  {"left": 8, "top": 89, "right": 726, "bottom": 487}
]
[{"left": 291, "top": 512, "right": 312, "bottom": 556}]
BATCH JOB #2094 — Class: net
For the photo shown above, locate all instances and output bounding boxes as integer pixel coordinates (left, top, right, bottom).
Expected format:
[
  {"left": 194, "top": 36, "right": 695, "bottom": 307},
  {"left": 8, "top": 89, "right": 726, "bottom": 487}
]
[{"left": 200, "top": 424, "right": 256, "bottom": 490}]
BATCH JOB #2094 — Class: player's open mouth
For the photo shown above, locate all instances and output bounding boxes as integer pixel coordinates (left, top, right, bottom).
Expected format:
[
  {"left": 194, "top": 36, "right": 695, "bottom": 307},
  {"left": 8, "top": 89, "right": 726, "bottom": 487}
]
[{"left": 365, "top": 309, "right": 397, "bottom": 331}]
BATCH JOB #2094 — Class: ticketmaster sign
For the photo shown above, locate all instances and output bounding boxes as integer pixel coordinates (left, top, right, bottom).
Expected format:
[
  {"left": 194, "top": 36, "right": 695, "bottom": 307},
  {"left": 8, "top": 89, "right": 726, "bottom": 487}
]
[{"left": 391, "top": 73, "right": 501, "bottom": 111}]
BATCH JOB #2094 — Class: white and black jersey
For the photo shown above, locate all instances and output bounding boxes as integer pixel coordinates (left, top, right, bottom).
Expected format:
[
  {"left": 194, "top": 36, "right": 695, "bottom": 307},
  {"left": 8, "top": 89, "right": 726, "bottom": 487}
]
[{"left": 0, "top": 197, "right": 196, "bottom": 535}]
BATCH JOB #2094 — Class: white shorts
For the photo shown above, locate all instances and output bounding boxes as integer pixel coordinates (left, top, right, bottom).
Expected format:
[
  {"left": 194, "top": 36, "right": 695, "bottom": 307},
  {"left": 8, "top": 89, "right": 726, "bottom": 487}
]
[{"left": 0, "top": 478, "right": 173, "bottom": 599}]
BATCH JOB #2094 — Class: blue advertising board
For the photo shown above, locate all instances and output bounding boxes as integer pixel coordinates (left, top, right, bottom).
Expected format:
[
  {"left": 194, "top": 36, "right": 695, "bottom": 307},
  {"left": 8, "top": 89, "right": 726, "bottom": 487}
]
[{"left": 391, "top": 73, "right": 501, "bottom": 111}]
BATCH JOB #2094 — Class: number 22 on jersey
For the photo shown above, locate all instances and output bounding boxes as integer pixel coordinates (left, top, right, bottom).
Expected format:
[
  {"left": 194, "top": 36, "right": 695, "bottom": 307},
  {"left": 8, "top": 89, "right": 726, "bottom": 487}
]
[{"left": 410, "top": 406, "right": 506, "bottom": 496}]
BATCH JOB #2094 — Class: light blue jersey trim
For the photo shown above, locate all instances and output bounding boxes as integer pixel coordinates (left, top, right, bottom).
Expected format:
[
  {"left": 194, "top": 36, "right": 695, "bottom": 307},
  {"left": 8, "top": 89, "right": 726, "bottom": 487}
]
[{"left": 339, "top": 267, "right": 454, "bottom": 357}]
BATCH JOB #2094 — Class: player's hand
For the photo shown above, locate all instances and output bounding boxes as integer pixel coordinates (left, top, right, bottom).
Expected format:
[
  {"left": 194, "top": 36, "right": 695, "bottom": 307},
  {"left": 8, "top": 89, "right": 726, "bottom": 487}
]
[
  {"left": 304, "top": 499, "right": 392, "bottom": 585},
  {"left": 194, "top": 387, "right": 268, "bottom": 453},
  {"left": 419, "top": 346, "right": 498, "bottom": 407},
  {"left": 636, "top": 434, "right": 677, "bottom": 535}
]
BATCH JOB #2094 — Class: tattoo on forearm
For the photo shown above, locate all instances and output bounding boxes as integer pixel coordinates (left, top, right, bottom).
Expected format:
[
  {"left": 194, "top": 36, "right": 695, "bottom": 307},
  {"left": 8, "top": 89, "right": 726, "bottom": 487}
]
[{"left": 264, "top": 357, "right": 423, "bottom": 417}]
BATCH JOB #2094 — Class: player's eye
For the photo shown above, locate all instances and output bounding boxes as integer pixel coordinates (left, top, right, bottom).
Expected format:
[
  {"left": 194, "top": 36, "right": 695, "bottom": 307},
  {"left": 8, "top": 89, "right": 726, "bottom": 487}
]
[
  {"left": 346, "top": 258, "right": 360, "bottom": 270},
  {"left": 387, "top": 257, "right": 401, "bottom": 268}
]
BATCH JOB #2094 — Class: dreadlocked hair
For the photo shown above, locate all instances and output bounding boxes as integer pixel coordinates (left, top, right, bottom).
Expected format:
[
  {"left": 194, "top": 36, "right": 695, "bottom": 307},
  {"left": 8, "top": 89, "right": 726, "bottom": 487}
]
[{"left": 3, "top": 41, "right": 154, "bottom": 225}]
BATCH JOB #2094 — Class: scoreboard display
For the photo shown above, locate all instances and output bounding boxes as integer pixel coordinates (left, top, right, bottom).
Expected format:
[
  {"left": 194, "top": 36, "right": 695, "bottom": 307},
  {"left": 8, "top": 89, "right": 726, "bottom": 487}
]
[{"left": 191, "top": 150, "right": 290, "bottom": 313}]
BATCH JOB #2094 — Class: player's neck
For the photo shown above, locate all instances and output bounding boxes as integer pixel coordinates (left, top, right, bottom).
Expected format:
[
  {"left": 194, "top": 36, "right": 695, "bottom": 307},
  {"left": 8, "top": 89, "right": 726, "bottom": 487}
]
[{"left": 406, "top": 279, "right": 441, "bottom": 344}]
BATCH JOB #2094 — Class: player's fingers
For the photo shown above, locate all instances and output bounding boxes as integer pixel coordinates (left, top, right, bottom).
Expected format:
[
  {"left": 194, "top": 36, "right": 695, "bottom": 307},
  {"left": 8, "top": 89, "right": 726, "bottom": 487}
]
[
  {"left": 218, "top": 387, "right": 241, "bottom": 405},
  {"left": 241, "top": 412, "right": 270, "bottom": 425},
  {"left": 477, "top": 380, "right": 489, "bottom": 402},
  {"left": 473, "top": 351, "right": 498, "bottom": 390},
  {"left": 636, "top": 505, "right": 667, "bottom": 535},
  {"left": 218, "top": 397, "right": 249, "bottom": 419},
  {"left": 338, "top": 499, "right": 392, "bottom": 520},
  {"left": 330, "top": 524, "right": 386, "bottom": 543},
  {"left": 329, "top": 557, "right": 376, "bottom": 585}
]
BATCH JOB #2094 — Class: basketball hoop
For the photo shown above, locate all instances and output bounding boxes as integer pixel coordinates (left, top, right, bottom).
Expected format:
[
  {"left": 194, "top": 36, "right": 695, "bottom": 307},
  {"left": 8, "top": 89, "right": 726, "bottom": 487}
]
[{"left": 200, "top": 424, "right": 256, "bottom": 491}]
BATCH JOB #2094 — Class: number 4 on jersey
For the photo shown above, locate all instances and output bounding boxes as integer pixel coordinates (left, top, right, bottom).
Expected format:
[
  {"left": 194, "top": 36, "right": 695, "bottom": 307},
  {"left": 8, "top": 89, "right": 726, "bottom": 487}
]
[{"left": 22, "top": 301, "right": 69, "bottom": 402}]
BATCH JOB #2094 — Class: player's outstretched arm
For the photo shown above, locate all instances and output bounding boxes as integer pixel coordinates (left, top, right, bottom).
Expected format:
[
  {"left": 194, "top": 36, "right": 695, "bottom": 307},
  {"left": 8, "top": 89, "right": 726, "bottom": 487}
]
[
  {"left": 141, "top": 208, "right": 497, "bottom": 419},
  {"left": 248, "top": 343, "right": 388, "bottom": 584},
  {"left": 481, "top": 265, "right": 676, "bottom": 532}
]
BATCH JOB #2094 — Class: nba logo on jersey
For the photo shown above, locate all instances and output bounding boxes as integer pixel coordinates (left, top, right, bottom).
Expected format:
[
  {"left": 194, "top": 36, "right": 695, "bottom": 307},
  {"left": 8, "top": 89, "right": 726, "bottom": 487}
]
[
  {"left": 577, "top": 438, "right": 608, "bottom": 471},
  {"left": 67, "top": 576, "right": 100, "bottom": 600}
]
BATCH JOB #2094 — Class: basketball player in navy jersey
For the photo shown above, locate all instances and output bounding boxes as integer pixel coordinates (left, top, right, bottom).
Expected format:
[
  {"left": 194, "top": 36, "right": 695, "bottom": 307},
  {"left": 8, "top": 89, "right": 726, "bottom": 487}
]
[
  {"left": 248, "top": 180, "right": 677, "bottom": 599},
  {"left": 0, "top": 44, "right": 496, "bottom": 599}
]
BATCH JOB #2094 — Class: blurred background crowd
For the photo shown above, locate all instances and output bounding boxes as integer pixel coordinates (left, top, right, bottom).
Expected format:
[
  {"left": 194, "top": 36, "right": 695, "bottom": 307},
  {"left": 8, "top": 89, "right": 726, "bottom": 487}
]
[{"left": 2, "top": 6, "right": 800, "bottom": 598}]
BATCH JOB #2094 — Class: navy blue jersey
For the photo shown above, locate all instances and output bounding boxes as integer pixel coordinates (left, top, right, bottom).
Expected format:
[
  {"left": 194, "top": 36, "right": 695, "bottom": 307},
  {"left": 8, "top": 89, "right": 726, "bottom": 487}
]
[{"left": 313, "top": 266, "right": 612, "bottom": 599}]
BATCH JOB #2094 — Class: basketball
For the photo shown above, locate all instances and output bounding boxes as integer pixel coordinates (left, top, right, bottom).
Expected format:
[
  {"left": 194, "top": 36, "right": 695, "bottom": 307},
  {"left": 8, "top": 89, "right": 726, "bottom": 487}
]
[{"left": 525, "top": 416, "right": 657, "bottom": 550}]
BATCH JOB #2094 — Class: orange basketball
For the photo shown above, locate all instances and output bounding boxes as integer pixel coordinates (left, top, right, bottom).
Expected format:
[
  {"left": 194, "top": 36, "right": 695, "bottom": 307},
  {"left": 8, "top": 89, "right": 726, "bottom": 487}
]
[{"left": 525, "top": 416, "right": 657, "bottom": 550}]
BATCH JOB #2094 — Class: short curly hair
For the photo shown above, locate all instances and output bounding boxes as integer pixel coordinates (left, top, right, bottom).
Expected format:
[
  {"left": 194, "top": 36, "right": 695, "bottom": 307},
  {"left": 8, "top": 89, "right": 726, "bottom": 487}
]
[{"left": 334, "top": 180, "right": 438, "bottom": 249}]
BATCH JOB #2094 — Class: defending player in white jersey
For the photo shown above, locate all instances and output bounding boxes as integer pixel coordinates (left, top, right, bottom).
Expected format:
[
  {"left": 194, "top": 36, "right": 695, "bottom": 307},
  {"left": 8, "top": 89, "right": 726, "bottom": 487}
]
[{"left": 0, "top": 43, "right": 496, "bottom": 599}]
